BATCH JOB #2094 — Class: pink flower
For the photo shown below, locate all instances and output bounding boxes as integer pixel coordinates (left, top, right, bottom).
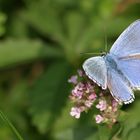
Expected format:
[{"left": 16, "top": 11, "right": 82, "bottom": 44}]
[
  {"left": 80, "top": 106, "right": 86, "bottom": 112},
  {"left": 85, "top": 100, "right": 93, "bottom": 108},
  {"left": 68, "top": 75, "right": 78, "bottom": 84},
  {"left": 112, "top": 99, "right": 118, "bottom": 107},
  {"left": 77, "top": 82, "right": 85, "bottom": 90},
  {"left": 95, "top": 115, "right": 104, "bottom": 124},
  {"left": 70, "top": 107, "right": 81, "bottom": 119},
  {"left": 85, "top": 82, "right": 94, "bottom": 93},
  {"left": 68, "top": 70, "right": 121, "bottom": 125},
  {"left": 72, "top": 89, "right": 83, "bottom": 99},
  {"left": 112, "top": 99, "right": 118, "bottom": 112},
  {"left": 96, "top": 100, "right": 107, "bottom": 111},
  {"left": 72, "top": 83, "right": 85, "bottom": 99},
  {"left": 88, "top": 92, "right": 97, "bottom": 100}
]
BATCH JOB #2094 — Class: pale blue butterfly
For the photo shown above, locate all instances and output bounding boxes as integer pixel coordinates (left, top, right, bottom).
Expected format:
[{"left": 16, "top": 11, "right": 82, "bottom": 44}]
[{"left": 83, "top": 20, "right": 140, "bottom": 104}]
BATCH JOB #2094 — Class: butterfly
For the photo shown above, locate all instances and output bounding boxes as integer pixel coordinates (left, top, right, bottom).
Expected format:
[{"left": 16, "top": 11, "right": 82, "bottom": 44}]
[{"left": 83, "top": 19, "right": 140, "bottom": 104}]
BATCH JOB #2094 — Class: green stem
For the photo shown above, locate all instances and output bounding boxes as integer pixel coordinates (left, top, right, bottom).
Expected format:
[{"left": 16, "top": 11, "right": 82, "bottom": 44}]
[{"left": 0, "top": 110, "right": 24, "bottom": 140}]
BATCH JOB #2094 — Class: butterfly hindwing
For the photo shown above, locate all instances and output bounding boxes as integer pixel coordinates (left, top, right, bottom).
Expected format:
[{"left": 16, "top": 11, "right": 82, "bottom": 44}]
[
  {"left": 107, "top": 67, "right": 135, "bottom": 104},
  {"left": 83, "top": 56, "right": 107, "bottom": 89}
]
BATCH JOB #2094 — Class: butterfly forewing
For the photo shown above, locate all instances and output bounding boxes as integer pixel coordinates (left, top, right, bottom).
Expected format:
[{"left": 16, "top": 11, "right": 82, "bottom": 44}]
[
  {"left": 83, "top": 56, "right": 107, "bottom": 89},
  {"left": 110, "top": 20, "right": 140, "bottom": 89},
  {"left": 115, "top": 58, "right": 140, "bottom": 89},
  {"left": 110, "top": 20, "right": 140, "bottom": 58}
]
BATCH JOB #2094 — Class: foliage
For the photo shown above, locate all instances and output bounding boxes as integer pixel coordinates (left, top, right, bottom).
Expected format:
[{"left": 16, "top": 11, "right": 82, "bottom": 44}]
[{"left": 0, "top": 0, "right": 140, "bottom": 139}]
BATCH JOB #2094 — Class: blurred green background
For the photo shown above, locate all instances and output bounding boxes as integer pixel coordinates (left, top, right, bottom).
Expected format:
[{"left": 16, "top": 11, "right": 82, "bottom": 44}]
[{"left": 0, "top": 0, "right": 140, "bottom": 140}]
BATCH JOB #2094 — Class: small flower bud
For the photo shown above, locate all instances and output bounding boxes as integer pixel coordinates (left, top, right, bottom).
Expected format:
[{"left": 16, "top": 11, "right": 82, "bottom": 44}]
[
  {"left": 95, "top": 115, "right": 104, "bottom": 124},
  {"left": 96, "top": 100, "right": 107, "bottom": 111},
  {"left": 70, "top": 107, "right": 81, "bottom": 119},
  {"left": 68, "top": 75, "right": 78, "bottom": 84}
]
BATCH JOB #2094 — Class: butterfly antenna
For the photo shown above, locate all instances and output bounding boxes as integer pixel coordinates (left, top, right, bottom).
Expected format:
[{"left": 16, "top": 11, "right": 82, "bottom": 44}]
[
  {"left": 80, "top": 52, "right": 103, "bottom": 55},
  {"left": 80, "top": 24, "right": 108, "bottom": 56},
  {"left": 105, "top": 32, "right": 108, "bottom": 53},
  {"left": 103, "top": 26, "right": 108, "bottom": 53}
]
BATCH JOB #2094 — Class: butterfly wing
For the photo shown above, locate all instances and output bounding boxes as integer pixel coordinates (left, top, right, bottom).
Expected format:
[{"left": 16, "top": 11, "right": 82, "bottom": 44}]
[
  {"left": 83, "top": 56, "right": 107, "bottom": 89},
  {"left": 110, "top": 20, "right": 140, "bottom": 89},
  {"left": 114, "top": 58, "right": 140, "bottom": 89},
  {"left": 107, "top": 67, "right": 135, "bottom": 104},
  {"left": 110, "top": 19, "right": 140, "bottom": 57}
]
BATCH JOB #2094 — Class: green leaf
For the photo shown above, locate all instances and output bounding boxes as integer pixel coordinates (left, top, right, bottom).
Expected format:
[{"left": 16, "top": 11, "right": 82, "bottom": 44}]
[
  {"left": 28, "top": 61, "right": 72, "bottom": 134},
  {"left": 97, "top": 122, "right": 121, "bottom": 140},
  {"left": 53, "top": 102, "right": 99, "bottom": 140},
  {"left": 121, "top": 100, "right": 140, "bottom": 139},
  {"left": 0, "top": 12, "right": 6, "bottom": 37},
  {"left": 22, "top": 0, "right": 65, "bottom": 43},
  {"left": 98, "top": 125, "right": 111, "bottom": 140},
  {"left": 64, "top": 12, "right": 86, "bottom": 45},
  {"left": 110, "top": 123, "right": 122, "bottom": 140},
  {"left": 8, "top": 14, "right": 29, "bottom": 38},
  {"left": 73, "top": 124, "right": 98, "bottom": 140},
  {"left": 0, "top": 39, "right": 62, "bottom": 68},
  {"left": 127, "top": 124, "right": 140, "bottom": 140},
  {"left": 53, "top": 102, "right": 76, "bottom": 140}
]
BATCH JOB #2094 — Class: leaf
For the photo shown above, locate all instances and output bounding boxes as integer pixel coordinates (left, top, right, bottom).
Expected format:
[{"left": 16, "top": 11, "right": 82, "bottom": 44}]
[
  {"left": 53, "top": 102, "right": 76, "bottom": 140},
  {"left": 73, "top": 124, "right": 98, "bottom": 140},
  {"left": 0, "top": 12, "right": 6, "bottom": 36},
  {"left": 96, "top": 122, "right": 121, "bottom": 140},
  {"left": 110, "top": 123, "right": 122, "bottom": 140},
  {"left": 121, "top": 100, "right": 140, "bottom": 139},
  {"left": 127, "top": 124, "right": 140, "bottom": 140},
  {"left": 64, "top": 12, "right": 86, "bottom": 45},
  {"left": 53, "top": 102, "right": 99, "bottom": 140},
  {"left": 22, "top": 0, "right": 65, "bottom": 43},
  {"left": 98, "top": 125, "right": 111, "bottom": 140},
  {"left": 0, "top": 39, "right": 62, "bottom": 68},
  {"left": 54, "top": 120, "right": 99, "bottom": 140},
  {"left": 28, "top": 61, "right": 72, "bottom": 134},
  {"left": 8, "top": 14, "right": 29, "bottom": 38}
]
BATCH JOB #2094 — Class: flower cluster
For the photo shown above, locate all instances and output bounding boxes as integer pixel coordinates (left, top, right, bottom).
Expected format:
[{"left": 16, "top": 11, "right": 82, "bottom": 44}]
[
  {"left": 68, "top": 70, "right": 121, "bottom": 126},
  {"left": 69, "top": 71, "right": 96, "bottom": 119},
  {"left": 95, "top": 97, "right": 120, "bottom": 125}
]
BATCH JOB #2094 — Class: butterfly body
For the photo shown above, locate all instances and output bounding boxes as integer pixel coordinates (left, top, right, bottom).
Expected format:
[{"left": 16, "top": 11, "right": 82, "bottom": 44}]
[
  {"left": 105, "top": 54, "right": 118, "bottom": 70},
  {"left": 83, "top": 20, "right": 140, "bottom": 104},
  {"left": 105, "top": 54, "right": 130, "bottom": 84}
]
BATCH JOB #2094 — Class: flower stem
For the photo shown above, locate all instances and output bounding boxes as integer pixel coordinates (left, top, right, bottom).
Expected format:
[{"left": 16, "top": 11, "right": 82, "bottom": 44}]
[{"left": 0, "top": 110, "right": 24, "bottom": 140}]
